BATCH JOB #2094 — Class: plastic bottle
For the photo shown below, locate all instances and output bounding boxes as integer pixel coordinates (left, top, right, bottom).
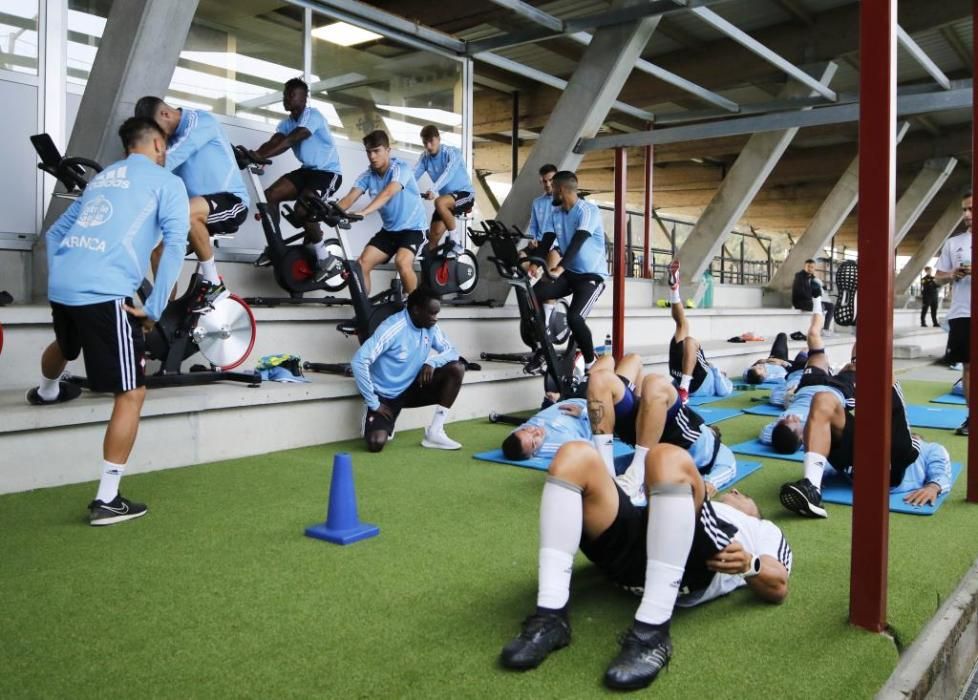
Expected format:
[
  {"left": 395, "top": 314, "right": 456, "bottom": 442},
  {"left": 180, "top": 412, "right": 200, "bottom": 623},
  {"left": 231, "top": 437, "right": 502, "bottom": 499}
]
[{"left": 604, "top": 333, "right": 613, "bottom": 356}]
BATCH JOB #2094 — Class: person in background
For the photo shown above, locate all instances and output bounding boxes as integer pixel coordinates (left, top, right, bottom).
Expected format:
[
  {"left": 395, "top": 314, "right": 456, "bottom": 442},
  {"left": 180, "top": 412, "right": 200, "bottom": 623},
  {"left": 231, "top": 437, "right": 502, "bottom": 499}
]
[
  {"left": 792, "top": 259, "right": 834, "bottom": 333},
  {"left": 920, "top": 266, "right": 940, "bottom": 328}
]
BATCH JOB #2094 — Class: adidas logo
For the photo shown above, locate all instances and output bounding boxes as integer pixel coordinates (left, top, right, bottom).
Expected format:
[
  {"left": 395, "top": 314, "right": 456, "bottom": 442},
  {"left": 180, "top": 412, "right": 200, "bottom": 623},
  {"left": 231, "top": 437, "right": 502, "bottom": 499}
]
[{"left": 89, "top": 166, "right": 131, "bottom": 190}]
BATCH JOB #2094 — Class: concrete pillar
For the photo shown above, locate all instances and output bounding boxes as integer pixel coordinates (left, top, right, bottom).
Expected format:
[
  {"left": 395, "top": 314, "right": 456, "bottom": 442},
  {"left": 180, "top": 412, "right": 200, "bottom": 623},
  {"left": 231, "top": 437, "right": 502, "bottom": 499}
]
[
  {"left": 766, "top": 122, "right": 911, "bottom": 297},
  {"left": 31, "top": 0, "right": 199, "bottom": 299},
  {"left": 676, "top": 63, "right": 838, "bottom": 294},
  {"left": 894, "top": 197, "right": 965, "bottom": 295},
  {"left": 892, "top": 157, "right": 958, "bottom": 247}
]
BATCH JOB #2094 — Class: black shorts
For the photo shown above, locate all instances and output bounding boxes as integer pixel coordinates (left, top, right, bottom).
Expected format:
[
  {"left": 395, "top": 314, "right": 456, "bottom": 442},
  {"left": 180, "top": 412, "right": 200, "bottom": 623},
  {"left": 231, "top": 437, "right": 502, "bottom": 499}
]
[
  {"left": 614, "top": 391, "right": 705, "bottom": 452},
  {"left": 449, "top": 191, "right": 474, "bottom": 216},
  {"left": 202, "top": 193, "right": 248, "bottom": 234},
  {"left": 363, "top": 362, "right": 464, "bottom": 436},
  {"left": 798, "top": 366, "right": 856, "bottom": 401},
  {"left": 579, "top": 482, "right": 739, "bottom": 591},
  {"left": 669, "top": 337, "right": 708, "bottom": 393},
  {"left": 947, "top": 317, "right": 970, "bottom": 364},
  {"left": 366, "top": 230, "right": 425, "bottom": 258},
  {"left": 51, "top": 298, "right": 145, "bottom": 394},
  {"left": 283, "top": 169, "right": 342, "bottom": 200}
]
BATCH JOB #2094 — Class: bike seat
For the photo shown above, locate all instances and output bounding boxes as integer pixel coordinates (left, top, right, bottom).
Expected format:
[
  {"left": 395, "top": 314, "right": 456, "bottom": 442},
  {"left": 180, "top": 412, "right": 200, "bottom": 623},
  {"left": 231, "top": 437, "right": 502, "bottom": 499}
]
[{"left": 336, "top": 319, "right": 358, "bottom": 336}]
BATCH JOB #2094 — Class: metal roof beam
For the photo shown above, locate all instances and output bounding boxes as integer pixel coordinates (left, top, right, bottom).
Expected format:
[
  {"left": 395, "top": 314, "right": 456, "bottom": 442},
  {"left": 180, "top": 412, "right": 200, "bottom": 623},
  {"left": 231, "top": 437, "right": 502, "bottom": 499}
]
[
  {"left": 897, "top": 25, "right": 952, "bottom": 90},
  {"left": 485, "top": 0, "right": 563, "bottom": 32},
  {"left": 689, "top": 6, "right": 837, "bottom": 101}
]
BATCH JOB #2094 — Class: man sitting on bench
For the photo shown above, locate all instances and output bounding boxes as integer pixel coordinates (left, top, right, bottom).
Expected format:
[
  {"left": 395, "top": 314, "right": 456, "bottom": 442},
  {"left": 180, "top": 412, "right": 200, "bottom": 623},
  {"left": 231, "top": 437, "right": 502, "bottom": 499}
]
[
  {"left": 498, "top": 442, "right": 791, "bottom": 690},
  {"left": 759, "top": 312, "right": 855, "bottom": 454},
  {"left": 135, "top": 96, "right": 250, "bottom": 312},
  {"left": 743, "top": 332, "right": 808, "bottom": 385},
  {"left": 414, "top": 125, "right": 474, "bottom": 251},
  {"left": 352, "top": 287, "right": 465, "bottom": 453},
  {"left": 779, "top": 384, "right": 932, "bottom": 518},
  {"left": 665, "top": 260, "right": 733, "bottom": 403}
]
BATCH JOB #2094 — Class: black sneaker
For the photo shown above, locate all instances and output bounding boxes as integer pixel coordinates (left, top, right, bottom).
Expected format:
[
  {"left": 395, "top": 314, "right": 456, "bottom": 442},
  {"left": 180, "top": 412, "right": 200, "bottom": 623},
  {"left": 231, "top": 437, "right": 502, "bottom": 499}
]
[
  {"left": 253, "top": 249, "right": 272, "bottom": 267},
  {"left": 313, "top": 255, "right": 344, "bottom": 284},
  {"left": 956, "top": 418, "right": 969, "bottom": 436},
  {"left": 604, "top": 625, "right": 673, "bottom": 691},
  {"left": 26, "top": 381, "right": 81, "bottom": 406},
  {"left": 523, "top": 351, "right": 547, "bottom": 376},
  {"left": 88, "top": 494, "right": 148, "bottom": 526},
  {"left": 500, "top": 611, "right": 571, "bottom": 670},
  {"left": 779, "top": 478, "right": 827, "bottom": 518},
  {"left": 189, "top": 279, "right": 230, "bottom": 314}
]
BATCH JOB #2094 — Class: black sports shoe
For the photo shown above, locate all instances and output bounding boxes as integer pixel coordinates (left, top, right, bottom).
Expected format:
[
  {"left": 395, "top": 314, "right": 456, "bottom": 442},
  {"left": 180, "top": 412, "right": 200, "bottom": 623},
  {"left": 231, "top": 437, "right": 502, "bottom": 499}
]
[
  {"left": 779, "top": 478, "right": 827, "bottom": 518},
  {"left": 189, "top": 279, "right": 230, "bottom": 314},
  {"left": 313, "top": 254, "right": 344, "bottom": 284},
  {"left": 956, "top": 418, "right": 969, "bottom": 437},
  {"left": 500, "top": 612, "right": 571, "bottom": 670},
  {"left": 523, "top": 351, "right": 547, "bottom": 376},
  {"left": 26, "top": 381, "right": 81, "bottom": 406},
  {"left": 88, "top": 494, "right": 148, "bottom": 526},
  {"left": 604, "top": 625, "right": 673, "bottom": 690},
  {"left": 253, "top": 249, "right": 272, "bottom": 267}
]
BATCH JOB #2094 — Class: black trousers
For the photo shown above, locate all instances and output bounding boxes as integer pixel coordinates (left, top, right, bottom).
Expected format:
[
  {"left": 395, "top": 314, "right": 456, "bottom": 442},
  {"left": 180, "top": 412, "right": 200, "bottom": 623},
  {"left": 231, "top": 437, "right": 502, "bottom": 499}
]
[{"left": 921, "top": 299, "right": 939, "bottom": 326}]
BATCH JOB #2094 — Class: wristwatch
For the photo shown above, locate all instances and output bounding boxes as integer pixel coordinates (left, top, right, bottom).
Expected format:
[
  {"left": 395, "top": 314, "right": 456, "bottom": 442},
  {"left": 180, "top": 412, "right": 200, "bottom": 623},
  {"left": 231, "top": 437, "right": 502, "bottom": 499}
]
[{"left": 744, "top": 555, "right": 761, "bottom": 578}]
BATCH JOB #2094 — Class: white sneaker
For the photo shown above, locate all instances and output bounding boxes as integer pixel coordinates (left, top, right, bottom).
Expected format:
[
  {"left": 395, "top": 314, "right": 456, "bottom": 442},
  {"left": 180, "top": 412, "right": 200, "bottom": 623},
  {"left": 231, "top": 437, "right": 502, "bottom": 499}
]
[{"left": 421, "top": 428, "right": 462, "bottom": 450}]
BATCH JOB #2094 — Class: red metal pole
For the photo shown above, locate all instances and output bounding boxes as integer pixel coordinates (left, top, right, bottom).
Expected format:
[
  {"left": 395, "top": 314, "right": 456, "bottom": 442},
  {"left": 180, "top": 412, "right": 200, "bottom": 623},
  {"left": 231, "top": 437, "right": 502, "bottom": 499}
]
[
  {"left": 613, "top": 147, "right": 627, "bottom": 361},
  {"left": 849, "top": 0, "right": 895, "bottom": 633},
  {"left": 644, "top": 140, "right": 653, "bottom": 279},
  {"left": 968, "top": 0, "right": 978, "bottom": 503}
]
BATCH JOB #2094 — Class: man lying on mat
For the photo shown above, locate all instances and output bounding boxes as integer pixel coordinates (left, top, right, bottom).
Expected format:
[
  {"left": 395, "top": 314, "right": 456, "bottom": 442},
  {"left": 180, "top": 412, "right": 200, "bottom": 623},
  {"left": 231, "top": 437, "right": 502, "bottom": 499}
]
[
  {"left": 498, "top": 442, "right": 791, "bottom": 691},
  {"left": 778, "top": 384, "right": 949, "bottom": 518},
  {"left": 742, "top": 331, "right": 808, "bottom": 385},
  {"left": 758, "top": 311, "right": 855, "bottom": 454}
]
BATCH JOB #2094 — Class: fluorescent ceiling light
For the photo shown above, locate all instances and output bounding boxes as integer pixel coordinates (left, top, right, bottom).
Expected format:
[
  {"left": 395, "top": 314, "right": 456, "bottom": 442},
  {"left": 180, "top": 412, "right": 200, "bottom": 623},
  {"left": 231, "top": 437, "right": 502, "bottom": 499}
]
[{"left": 313, "top": 22, "right": 382, "bottom": 47}]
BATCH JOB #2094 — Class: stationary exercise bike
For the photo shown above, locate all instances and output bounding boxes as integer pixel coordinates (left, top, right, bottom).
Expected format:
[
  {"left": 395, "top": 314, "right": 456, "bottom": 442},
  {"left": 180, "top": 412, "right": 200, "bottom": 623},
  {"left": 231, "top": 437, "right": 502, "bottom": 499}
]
[
  {"left": 470, "top": 221, "right": 582, "bottom": 422},
  {"left": 31, "top": 134, "right": 260, "bottom": 388}
]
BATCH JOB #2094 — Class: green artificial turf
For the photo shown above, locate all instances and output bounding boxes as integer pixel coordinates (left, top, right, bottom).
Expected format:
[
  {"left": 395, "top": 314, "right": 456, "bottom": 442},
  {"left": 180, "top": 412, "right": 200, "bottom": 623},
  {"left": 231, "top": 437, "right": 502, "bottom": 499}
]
[{"left": 1, "top": 378, "right": 975, "bottom": 698}]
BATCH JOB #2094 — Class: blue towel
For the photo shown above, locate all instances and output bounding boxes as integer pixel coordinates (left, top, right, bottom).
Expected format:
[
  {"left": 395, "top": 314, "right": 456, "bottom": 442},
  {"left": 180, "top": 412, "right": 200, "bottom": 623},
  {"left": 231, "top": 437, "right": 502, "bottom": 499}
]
[
  {"left": 742, "top": 404, "right": 785, "bottom": 417},
  {"left": 695, "top": 407, "right": 744, "bottom": 424},
  {"left": 687, "top": 391, "right": 739, "bottom": 407},
  {"left": 930, "top": 393, "right": 967, "bottom": 406},
  {"left": 821, "top": 463, "right": 963, "bottom": 516},
  {"left": 906, "top": 405, "right": 968, "bottom": 430},
  {"left": 731, "top": 438, "right": 804, "bottom": 462}
]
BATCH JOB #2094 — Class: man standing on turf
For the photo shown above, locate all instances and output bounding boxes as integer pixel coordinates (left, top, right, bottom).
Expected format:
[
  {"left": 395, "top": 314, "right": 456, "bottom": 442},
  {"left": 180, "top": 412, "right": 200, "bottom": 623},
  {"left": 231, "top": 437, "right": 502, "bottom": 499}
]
[
  {"left": 248, "top": 78, "right": 343, "bottom": 282},
  {"left": 935, "top": 190, "right": 972, "bottom": 436},
  {"left": 336, "top": 130, "right": 427, "bottom": 295},
  {"left": 414, "top": 125, "right": 474, "bottom": 251},
  {"left": 499, "top": 442, "right": 791, "bottom": 690},
  {"left": 135, "top": 96, "right": 250, "bottom": 312},
  {"left": 352, "top": 287, "right": 465, "bottom": 452},
  {"left": 533, "top": 171, "right": 607, "bottom": 372},
  {"left": 27, "top": 118, "right": 189, "bottom": 526}
]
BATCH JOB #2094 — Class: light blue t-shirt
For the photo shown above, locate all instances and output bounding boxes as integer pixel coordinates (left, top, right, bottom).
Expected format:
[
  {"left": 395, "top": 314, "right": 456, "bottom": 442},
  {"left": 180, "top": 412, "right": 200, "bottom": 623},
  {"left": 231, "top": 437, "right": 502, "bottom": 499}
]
[
  {"left": 413, "top": 144, "right": 472, "bottom": 195},
  {"left": 554, "top": 199, "right": 608, "bottom": 276},
  {"left": 743, "top": 363, "right": 787, "bottom": 384},
  {"left": 275, "top": 107, "right": 341, "bottom": 174},
  {"left": 354, "top": 157, "right": 428, "bottom": 232},
  {"left": 352, "top": 308, "right": 458, "bottom": 410},
  {"left": 519, "top": 399, "right": 592, "bottom": 459},
  {"left": 46, "top": 154, "right": 189, "bottom": 321},
  {"left": 527, "top": 193, "right": 557, "bottom": 241},
  {"left": 759, "top": 385, "right": 848, "bottom": 445},
  {"left": 891, "top": 440, "right": 953, "bottom": 494},
  {"left": 769, "top": 369, "right": 804, "bottom": 408},
  {"left": 166, "top": 109, "right": 250, "bottom": 206}
]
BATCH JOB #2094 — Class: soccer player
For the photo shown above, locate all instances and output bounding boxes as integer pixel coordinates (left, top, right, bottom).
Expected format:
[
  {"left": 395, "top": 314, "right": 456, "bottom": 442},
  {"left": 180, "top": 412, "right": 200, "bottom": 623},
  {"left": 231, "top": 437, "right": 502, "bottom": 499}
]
[
  {"left": 352, "top": 287, "right": 465, "bottom": 452},
  {"left": 743, "top": 332, "right": 808, "bottom": 385},
  {"left": 27, "top": 117, "right": 189, "bottom": 525},
  {"left": 533, "top": 171, "right": 607, "bottom": 371},
  {"left": 134, "top": 96, "right": 250, "bottom": 312},
  {"left": 524, "top": 163, "right": 561, "bottom": 272},
  {"left": 336, "top": 130, "right": 427, "bottom": 295},
  {"left": 249, "top": 78, "right": 343, "bottom": 281},
  {"left": 779, "top": 384, "right": 923, "bottom": 518},
  {"left": 935, "top": 190, "right": 972, "bottom": 435},
  {"left": 499, "top": 442, "right": 791, "bottom": 690},
  {"left": 414, "top": 124, "right": 474, "bottom": 251},
  {"left": 664, "top": 259, "right": 733, "bottom": 403}
]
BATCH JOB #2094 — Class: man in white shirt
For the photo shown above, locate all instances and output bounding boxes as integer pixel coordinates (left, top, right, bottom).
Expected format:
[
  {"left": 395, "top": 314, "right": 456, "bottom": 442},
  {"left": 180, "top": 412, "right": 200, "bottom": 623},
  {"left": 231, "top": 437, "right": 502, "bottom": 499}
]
[{"left": 935, "top": 190, "right": 973, "bottom": 435}]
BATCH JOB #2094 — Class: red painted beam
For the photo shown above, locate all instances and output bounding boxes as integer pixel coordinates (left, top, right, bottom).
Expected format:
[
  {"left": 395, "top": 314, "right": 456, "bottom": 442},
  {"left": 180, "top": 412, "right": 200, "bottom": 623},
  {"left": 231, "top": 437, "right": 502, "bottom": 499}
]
[
  {"left": 643, "top": 141, "right": 653, "bottom": 280},
  {"left": 968, "top": 0, "right": 978, "bottom": 504},
  {"left": 849, "top": 0, "right": 896, "bottom": 633},
  {"left": 613, "top": 147, "right": 627, "bottom": 361}
]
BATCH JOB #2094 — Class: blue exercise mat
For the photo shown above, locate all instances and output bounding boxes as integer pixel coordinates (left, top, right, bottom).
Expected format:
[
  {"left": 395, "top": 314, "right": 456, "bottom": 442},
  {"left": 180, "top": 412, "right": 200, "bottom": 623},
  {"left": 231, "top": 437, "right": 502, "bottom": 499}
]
[
  {"left": 474, "top": 440, "right": 635, "bottom": 473},
  {"left": 688, "top": 391, "right": 739, "bottom": 407},
  {"left": 930, "top": 393, "right": 967, "bottom": 406},
  {"left": 731, "top": 438, "right": 804, "bottom": 462},
  {"left": 906, "top": 405, "right": 968, "bottom": 430},
  {"left": 742, "top": 404, "right": 784, "bottom": 417},
  {"left": 821, "top": 463, "right": 963, "bottom": 516},
  {"left": 695, "top": 407, "right": 744, "bottom": 424}
]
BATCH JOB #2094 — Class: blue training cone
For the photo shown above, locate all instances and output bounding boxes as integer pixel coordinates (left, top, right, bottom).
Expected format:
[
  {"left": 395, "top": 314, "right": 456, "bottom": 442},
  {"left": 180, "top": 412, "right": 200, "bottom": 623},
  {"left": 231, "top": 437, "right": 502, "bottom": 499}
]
[{"left": 305, "top": 452, "right": 379, "bottom": 545}]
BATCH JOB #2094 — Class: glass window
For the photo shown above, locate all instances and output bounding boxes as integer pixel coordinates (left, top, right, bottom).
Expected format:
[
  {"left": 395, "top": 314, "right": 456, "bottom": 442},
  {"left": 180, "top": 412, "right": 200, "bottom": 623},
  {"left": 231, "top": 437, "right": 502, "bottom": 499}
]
[
  {"left": 67, "top": 0, "right": 113, "bottom": 88},
  {"left": 0, "top": 0, "right": 39, "bottom": 76},
  {"left": 166, "top": 0, "right": 304, "bottom": 123},
  {"left": 310, "top": 15, "right": 464, "bottom": 156}
]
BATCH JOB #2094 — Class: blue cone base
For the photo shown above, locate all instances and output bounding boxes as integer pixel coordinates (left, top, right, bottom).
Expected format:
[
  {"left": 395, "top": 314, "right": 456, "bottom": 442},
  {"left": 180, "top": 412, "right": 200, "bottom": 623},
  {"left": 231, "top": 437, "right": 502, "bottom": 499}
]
[{"left": 305, "top": 521, "right": 380, "bottom": 545}]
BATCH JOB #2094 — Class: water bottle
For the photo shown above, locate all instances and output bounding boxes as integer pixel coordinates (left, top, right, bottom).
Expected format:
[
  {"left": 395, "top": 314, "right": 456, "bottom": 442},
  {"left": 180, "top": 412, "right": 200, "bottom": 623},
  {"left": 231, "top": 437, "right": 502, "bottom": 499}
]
[{"left": 604, "top": 333, "right": 613, "bottom": 357}]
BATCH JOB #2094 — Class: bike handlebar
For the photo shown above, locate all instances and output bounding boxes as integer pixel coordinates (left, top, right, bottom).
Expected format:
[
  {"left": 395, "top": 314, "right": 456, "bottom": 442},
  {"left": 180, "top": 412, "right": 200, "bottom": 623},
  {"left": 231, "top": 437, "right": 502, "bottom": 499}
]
[
  {"left": 233, "top": 145, "right": 272, "bottom": 170},
  {"left": 298, "top": 195, "right": 363, "bottom": 228}
]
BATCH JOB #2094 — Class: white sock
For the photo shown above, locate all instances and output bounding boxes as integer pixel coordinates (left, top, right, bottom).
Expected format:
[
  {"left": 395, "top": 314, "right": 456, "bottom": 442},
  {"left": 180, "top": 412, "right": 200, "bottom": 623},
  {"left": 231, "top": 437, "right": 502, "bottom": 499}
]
[
  {"left": 537, "top": 477, "right": 583, "bottom": 610},
  {"left": 680, "top": 374, "right": 692, "bottom": 391},
  {"left": 37, "top": 374, "right": 61, "bottom": 401},
  {"left": 635, "top": 483, "right": 696, "bottom": 626},
  {"left": 584, "top": 358, "right": 597, "bottom": 371},
  {"left": 429, "top": 405, "right": 449, "bottom": 434},
  {"left": 669, "top": 289, "right": 681, "bottom": 304},
  {"left": 199, "top": 257, "right": 220, "bottom": 284},
  {"left": 592, "top": 434, "right": 615, "bottom": 477},
  {"left": 543, "top": 303, "right": 554, "bottom": 327},
  {"left": 95, "top": 460, "right": 125, "bottom": 504},
  {"left": 306, "top": 240, "right": 328, "bottom": 261},
  {"left": 617, "top": 445, "right": 649, "bottom": 505},
  {"left": 803, "top": 451, "right": 826, "bottom": 490}
]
